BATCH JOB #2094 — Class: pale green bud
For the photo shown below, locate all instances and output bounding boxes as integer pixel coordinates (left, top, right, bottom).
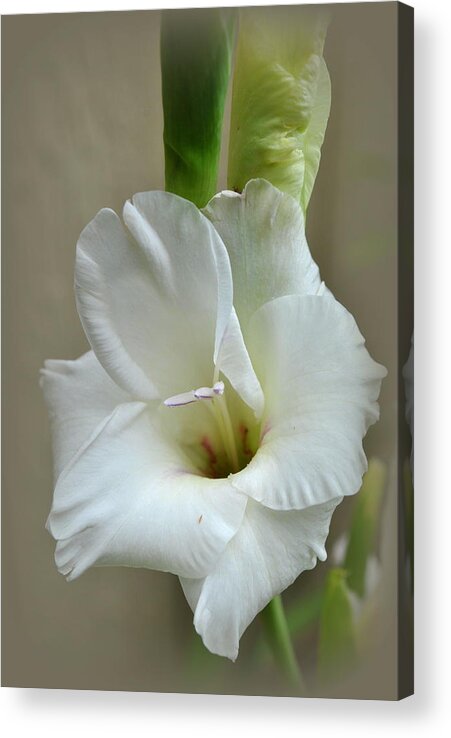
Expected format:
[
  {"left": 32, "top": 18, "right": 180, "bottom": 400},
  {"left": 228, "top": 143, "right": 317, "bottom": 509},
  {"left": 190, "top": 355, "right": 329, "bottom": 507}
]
[
  {"left": 318, "top": 569, "right": 357, "bottom": 684},
  {"left": 228, "top": 7, "right": 331, "bottom": 214}
]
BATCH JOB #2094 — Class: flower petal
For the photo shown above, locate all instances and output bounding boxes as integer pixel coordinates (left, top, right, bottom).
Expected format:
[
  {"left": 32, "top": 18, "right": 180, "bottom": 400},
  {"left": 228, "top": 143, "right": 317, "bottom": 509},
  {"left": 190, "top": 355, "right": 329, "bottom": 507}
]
[
  {"left": 75, "top": 208, "right": 159, "bottom": 400},
  {"left": 215, "top": 308, "right": 264, "bottom": 418},
  {"left": 181, "top": 497, "right": 341, "bottom": 660},
  {"left": 203, "top": 179, "right": 321, "bottom": 335},
  {"left": 123, "top": 191, "right": 232, "bottom": 370},
  {"left": 47, "top": 402, "right": 247, "bottom": 581},
  {"left": 75, "top": 194, "right": 227, "bottom": 400},
  {"left": 40, "top": 351, "right": 130, "bottom": 480},
  {"left": 75, "top": 191, "right": 263, "bottom": 414},
  {"left": 125, "top": 192, "right": 264, "bottom": 414},
  {"left": 232, "top": 294, "right": 387, "bottom": 510}
]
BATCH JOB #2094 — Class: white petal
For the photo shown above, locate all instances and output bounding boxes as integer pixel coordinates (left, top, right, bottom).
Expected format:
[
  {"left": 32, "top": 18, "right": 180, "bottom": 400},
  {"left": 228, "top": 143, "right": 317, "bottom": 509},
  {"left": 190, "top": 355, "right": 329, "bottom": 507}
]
[
  {"left": 232, "top": 295, "right": 387, "bottom": 510},
  {"left": 75, "top": 209, "right": 159, "bottom": 400},
  {"left": 181, "top": 497, "right": 341, "bottom": 660},
  {"left": 124, "top": 191, "right": 233, "bottom": 370},
  {"left": 216, "top": 308, "right": 264, "bottom": 418},
  {"left": 40, "top": 351, "right": 129, "bottom": 480},
  {"left": 75, "top": 194, "right": 226, "bottom": 400},
  {"left": 75, "top": 191, "right": 262, "bottom": 414},
  {"left": 126, "top": 192, "right": 263, "bottom": 415},
  {"left": 47, "top": 402, "right": 246, "bottom": 581},
  {"left": 204, "top": 179, "right": 321, "bottom": 335}
]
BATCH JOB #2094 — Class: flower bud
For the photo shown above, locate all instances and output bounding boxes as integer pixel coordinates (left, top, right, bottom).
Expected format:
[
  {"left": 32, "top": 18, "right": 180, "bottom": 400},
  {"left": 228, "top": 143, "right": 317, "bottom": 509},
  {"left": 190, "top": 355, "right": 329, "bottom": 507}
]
[{"left": 228, "top": 7, "right": 331, "bottom": 214}]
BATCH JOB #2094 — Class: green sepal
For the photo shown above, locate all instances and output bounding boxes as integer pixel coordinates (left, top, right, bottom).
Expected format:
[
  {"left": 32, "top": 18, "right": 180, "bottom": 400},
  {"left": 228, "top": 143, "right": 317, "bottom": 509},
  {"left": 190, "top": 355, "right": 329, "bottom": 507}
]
[{"left": 161, "top": 8, "right": 236, "bottom": 207}]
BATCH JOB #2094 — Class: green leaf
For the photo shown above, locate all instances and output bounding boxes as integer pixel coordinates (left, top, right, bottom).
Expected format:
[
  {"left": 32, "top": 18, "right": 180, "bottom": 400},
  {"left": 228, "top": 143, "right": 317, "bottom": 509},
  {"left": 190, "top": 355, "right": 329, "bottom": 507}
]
[
  {"left": 227, "top": 6, "right": 331, "bottom": 213},
  {"left": 344, "top": 459, "right": 387, "bottom": 597},
  {"left": 317, "top": 569, "right": 356, "bottom": 683},
  {"left": 161, "top": 8, "right": 236, "bottom": 207}
]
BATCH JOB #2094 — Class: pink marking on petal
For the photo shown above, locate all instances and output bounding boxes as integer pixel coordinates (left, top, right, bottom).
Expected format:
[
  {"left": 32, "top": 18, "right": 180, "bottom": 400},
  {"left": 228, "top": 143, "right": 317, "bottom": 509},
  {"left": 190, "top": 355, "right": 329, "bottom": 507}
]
[
  {"left": 201, "top": 436, "right": 217, "bottom": 465},
  {"left": 239, "top": 423, "right": 253, "bottom": 457},
  {"left": 201, "top": 436, "right": 218, "bottom": 478}
]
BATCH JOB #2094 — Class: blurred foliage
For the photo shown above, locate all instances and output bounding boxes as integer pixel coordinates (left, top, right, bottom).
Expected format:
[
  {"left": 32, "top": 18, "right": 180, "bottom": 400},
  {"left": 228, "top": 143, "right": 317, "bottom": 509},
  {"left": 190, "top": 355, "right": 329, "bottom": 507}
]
[
  {"left": 260, "top": 594, "right": 305, "bottom": 692},
  {"left": 316, "top": 458, "right": 387, "bottom": 684},
  {"left": 317, "top": 568, "right": 356, "bottom": 683},
  {"left": 344, "top": 458, "right": 386, "bottom": 597},
  {"left": 286, "top": 586, "right": 324, "bottom": 634}
]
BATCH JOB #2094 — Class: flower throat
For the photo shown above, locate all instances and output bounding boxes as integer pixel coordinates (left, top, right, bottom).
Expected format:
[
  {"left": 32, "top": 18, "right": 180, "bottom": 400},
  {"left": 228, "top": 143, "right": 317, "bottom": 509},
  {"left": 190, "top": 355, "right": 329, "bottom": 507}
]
[{"left": 164, "top": 379, "right": 247, "bottom": 475}]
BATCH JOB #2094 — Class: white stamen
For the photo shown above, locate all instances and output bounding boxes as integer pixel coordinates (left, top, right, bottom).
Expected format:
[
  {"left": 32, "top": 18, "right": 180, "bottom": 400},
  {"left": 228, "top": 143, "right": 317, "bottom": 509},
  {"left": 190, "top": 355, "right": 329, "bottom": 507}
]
[
  {"left": 164, "top": 390, "right": 197, "bottom": 407},
  {"left": 164, "top": 381, "right": 225, "bottom": 408},
  {"left": 194, "top": 386, "right": 215, "bottom": 400},
  {"left": 163, "top": 379, "right": 239, "bottom": 473}
]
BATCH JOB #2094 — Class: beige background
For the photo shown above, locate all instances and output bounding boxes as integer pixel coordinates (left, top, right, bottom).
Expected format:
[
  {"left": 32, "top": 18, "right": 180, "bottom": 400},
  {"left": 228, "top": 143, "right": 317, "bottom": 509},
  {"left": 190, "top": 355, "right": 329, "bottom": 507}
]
[{"left": 2, "top": 4, "right": 402, "bottom": 697}]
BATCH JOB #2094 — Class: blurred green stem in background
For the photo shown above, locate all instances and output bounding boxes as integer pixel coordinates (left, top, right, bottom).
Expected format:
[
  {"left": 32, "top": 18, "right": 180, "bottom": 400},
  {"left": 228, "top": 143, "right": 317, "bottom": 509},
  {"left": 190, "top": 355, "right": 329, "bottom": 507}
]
[
  {"left": 227, "top": 6, "right": 331, "bottom": 214},
  {"left": 161, "top": 8, "right": 236, "bottom": 207},
  {"left": 344, "top": 459, "right": 386, "bottom": 597},
  {"left": 286, "top": 587, "right": 324, "bottom": 635},
  {"left": 317, "top": 459, "right": 387, "bottom": 684},
  {"left": 260, "top": 594, "right": 306, "bottom": 694},
  {"left": 254, "top": 587, "right": 323, "bottom": 669}
]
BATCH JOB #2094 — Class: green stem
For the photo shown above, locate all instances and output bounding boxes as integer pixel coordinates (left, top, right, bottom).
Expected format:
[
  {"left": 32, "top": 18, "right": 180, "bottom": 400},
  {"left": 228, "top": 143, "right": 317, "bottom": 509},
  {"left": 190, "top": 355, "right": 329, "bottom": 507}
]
[
  {"left": 160, "top": 8, "right": 236, "bottom": 207},
  {"left": 260, "top": 594, "right": 306, "bottom": 694}
]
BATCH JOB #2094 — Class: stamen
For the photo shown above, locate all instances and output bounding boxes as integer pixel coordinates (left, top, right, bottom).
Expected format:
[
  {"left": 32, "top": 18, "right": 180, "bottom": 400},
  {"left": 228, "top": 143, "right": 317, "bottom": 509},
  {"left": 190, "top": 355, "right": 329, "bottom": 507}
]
[
  {"left": 194, "top": 387, "right": 215, "bottom": 400},
  {"left": 164, "top": 390, "right": 197, "bottom": 407},
  {"left": 164, "top": 378, "right": 240, "bottom": 475},
  {"left": 164, "top": 381, "right": 224, "bottom": 407}
]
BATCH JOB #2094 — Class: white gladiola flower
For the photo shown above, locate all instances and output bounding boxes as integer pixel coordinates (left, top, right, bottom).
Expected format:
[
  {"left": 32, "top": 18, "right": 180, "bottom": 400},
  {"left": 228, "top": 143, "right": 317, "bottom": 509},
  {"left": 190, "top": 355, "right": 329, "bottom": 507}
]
[{"left": 42, "top": 179, "right": 386, "bottom": 660}]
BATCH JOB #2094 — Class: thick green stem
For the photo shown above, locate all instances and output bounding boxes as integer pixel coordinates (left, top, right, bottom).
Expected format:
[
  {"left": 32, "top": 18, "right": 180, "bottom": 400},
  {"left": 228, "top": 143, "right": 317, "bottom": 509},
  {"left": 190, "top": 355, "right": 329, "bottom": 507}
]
[
  {"left": 260, "top": 594, "right": 306, "bottom": 694},
  {"left": 161, "top": 8, "right": 236, "bottom": 207}
]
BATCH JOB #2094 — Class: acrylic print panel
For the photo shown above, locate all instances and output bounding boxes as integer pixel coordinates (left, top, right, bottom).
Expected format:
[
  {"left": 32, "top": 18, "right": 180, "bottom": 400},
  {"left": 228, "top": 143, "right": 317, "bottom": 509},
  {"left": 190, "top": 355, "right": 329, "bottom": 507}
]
[{"left": 1, "top": 2, "right": 413, "bottom": 699}]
